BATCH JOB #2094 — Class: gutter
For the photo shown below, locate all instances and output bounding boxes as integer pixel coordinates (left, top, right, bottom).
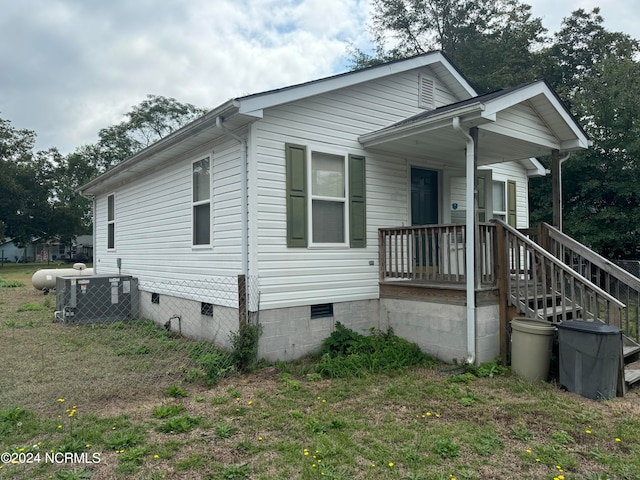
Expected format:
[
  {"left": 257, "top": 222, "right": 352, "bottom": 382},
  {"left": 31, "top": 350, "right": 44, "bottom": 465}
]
[
  {"left": 215, "top": 117, "right": 249, "bottom": 276},
  {"left": 452, "top": 117, "right": 476, "bottom": 365}
]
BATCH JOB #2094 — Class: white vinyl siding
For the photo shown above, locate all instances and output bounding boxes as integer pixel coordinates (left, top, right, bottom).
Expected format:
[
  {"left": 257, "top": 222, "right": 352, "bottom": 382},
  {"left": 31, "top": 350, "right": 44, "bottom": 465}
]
[
  {"left": 94, "top": 138, "right": 243, "bottom": 282},
  {"left": 254, "top": 67, "right": 456, "bottom": 309}
]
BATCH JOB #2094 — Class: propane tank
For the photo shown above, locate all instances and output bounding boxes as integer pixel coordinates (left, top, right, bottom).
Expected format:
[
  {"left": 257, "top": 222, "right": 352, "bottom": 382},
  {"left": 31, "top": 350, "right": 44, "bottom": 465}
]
[{"left": 32, "top": 263, "right": 94, "bottom": 290}]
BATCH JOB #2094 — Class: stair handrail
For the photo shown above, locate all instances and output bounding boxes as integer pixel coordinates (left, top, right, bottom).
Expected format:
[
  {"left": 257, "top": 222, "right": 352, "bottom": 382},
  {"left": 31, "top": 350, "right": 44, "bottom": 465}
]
[
  {"left": 492, "top": 219, "right": 625, "bottom": 310},
  {"left": 541, "top": 223, "right": 640, "bottom": 292}
]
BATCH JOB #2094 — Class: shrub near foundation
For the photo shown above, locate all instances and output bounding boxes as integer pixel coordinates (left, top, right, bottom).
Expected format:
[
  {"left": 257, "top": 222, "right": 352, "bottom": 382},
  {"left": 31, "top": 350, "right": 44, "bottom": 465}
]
[{"left": 314, "top": 322, "right": 436, "bottom": 378}]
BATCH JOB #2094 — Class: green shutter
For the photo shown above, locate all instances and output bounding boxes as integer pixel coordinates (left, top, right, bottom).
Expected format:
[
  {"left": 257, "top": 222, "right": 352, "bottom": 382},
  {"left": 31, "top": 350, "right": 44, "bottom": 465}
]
[
  {"left": 477, "top": 176, "right": 486, "bottom": 222},
  {"left": 286, "top": 143, "right": 307, "bottom": 247},
  {"left": 507, "top": 180, "right": 517, "bottom": 227},
  {"left": 349, "top": 155, "right": 366, "bottom": 248}
]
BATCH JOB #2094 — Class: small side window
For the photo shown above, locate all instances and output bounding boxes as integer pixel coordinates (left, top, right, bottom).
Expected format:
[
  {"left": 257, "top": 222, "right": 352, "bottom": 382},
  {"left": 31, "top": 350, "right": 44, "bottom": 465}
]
[
  {"left": 151, "top": 293, "right": 160, "bottom": 304},
  {"left": 107, "top": 194, "right": 116, "bottom": 250}
]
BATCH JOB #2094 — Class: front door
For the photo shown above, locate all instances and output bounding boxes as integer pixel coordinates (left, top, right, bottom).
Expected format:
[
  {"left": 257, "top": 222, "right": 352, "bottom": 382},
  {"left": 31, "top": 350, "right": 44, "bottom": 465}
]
[
  {"left": 411, "top": 167, "right": 438, "bottom": 225},
  {"left": 411, "top": 168, "right": 438, "bottom": 270}
]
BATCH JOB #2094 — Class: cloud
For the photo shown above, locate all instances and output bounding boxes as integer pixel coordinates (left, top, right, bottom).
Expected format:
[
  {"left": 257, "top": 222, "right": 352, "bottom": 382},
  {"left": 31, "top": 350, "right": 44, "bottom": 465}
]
[{"left": 0, "top": 0, "right": 372, "bottom": 154}]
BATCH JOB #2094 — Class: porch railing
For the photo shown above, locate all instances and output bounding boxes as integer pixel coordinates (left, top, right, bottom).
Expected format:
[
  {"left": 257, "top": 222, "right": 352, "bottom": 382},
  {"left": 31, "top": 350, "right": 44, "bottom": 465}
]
[
  {"left": 538, "top": 223, "right": 640, "bottom": 342},
  {"left": 378, "top": 223, "right": 496, "bottom": 287},
  {"left": 494, "top": 220, "right": 624, "bottom": 326}
]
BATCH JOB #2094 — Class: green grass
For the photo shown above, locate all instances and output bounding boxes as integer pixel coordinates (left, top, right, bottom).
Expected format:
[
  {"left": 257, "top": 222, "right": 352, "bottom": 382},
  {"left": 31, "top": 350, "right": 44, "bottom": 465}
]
[{"left": 1, "top": 277, "right": 640, "bottom": 479}]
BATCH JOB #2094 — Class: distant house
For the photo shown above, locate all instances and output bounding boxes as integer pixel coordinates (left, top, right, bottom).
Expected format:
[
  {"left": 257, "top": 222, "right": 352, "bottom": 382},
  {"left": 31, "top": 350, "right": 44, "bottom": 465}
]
[
  {"left": 80, "top": 52, "right": 594, "bottom": 364},
  {"left": 0, "top": 236, "right": 93, "bottom": 263}
]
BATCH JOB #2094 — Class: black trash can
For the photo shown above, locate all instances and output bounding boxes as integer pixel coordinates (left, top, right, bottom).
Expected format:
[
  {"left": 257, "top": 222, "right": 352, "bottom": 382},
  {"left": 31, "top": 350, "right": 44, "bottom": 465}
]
[{"left": 557, "top": 321, "right": 622, "bottom": 400}]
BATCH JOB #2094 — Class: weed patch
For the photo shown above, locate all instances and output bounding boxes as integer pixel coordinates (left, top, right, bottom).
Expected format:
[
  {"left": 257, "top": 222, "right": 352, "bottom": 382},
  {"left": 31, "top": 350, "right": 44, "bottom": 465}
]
[
  {"left": 314, "top": 323, "right": 435, "bottom": 378},
  {"left": 158, "top": 415, "right": 204, "bottom": 434}
]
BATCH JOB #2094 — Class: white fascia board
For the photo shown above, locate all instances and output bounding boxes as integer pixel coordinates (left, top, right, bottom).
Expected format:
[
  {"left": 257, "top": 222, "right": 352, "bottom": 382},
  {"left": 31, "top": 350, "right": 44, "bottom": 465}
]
[
  {"left": 483, "top": 82, "right": 590, "bottom": 150},
  {"left": 236, "top": 52, "right": 474, "bottom": 114},
  {"left": 520, "top": 157, "right": 547, "bottom": 177},
  {"left": 359, "top": 103, "right": 483, "bottom": 147}
]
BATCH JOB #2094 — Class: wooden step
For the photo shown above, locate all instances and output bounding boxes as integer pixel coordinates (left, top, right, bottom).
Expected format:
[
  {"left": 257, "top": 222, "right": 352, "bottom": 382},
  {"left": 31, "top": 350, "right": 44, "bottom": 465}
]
[
  {"left": 624, "top": 359, "right": 640, "bottom": 386},
  {"left": 623, "top": 345, "right": 640, "bottom": 359}
]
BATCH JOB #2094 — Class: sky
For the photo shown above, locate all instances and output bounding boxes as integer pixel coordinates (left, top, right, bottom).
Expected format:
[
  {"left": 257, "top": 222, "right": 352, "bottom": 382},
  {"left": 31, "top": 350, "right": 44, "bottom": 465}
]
[{"left": 1, "top": 0, "right": 638, "bottom": 155}]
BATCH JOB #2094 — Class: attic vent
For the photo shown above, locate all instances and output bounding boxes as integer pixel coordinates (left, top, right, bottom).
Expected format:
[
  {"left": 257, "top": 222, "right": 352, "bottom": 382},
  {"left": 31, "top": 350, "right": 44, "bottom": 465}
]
[{"left": 418, "top": 74, "right": 435, "bottom": 110}]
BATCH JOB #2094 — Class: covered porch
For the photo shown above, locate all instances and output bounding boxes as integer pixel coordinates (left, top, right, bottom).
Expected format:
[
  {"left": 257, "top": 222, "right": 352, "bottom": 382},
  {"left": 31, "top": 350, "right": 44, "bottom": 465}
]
[{"left": 359, "top": 80, "right": 590, "bottom": 364}]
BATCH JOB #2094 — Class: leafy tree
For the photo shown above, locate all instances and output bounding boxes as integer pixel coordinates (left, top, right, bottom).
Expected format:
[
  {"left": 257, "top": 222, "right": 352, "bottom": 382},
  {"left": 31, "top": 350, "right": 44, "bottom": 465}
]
[
  {"left": 352, "top": 0, "right": 547, "bottom": 92},
  {"left": 91, "top": 95, "right": 208, "bottom": 171},
  {"left": 541, "top": 8, "right": 639, "bottom": 104},
  {"left": 529, "top": 10, "right": 640, "bottom": 258},
  {"left": 561, "top": 56, "right": 640, "bottom": 258}
]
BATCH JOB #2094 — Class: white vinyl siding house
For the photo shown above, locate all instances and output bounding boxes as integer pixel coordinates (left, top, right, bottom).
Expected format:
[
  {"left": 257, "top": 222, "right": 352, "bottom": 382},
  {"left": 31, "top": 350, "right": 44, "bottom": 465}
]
[{"left": 81, "top": 52, "right": 589, "bottom": 363}]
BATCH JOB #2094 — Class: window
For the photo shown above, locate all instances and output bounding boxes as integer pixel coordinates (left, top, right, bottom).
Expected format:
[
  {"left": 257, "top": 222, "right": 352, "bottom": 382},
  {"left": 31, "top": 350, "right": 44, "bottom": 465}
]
[
  {"left": 151, "top": 293, "right": 160, "bottom": 304},
  {"left": 492, "top": 181, "right": 506, "bottom": 221},
  {"left": 107, "top": 194, "right": 115, "bottom": 250},
  {"left": 311, "top": 152, "right": 346, "bottom": 244},
  {"left": 492, "top": 180, "right": 517, "bottom": 227},
  {"left": 192, "top": 158, "right": 211, "bottom": 246},
  {"left": 285, "top": 143, "right": 366, "bottom": 248}
]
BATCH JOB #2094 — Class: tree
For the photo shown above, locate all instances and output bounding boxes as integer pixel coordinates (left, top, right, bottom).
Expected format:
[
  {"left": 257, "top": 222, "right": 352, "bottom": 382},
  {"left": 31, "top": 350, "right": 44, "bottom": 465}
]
[
  {"left": 528, "top": 9, "right": 640, "bottom": 258},
  {"left": 541, "top": 8, "right": 639, "bottom": 105},
  {"left": 352, "top": 0, "right": 547, "bottom": 92},
  {"left": 91, "top": 95, "right": 208, "bottom": 171}
]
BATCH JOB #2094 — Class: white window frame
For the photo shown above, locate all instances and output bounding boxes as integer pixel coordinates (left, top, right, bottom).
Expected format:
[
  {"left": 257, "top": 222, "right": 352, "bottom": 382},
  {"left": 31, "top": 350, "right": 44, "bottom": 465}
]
[
  {"left": 307, "top": 146, "right": 349, "bottom": 248},
  {"left": 192, "top": 156, "right": 212, "bottom": 248},
  {"left": 492, "top": 180, "right": 507, "bottom": 221},
  {"left": 107, "top": 193, "right": 116, "bottom": 251}
]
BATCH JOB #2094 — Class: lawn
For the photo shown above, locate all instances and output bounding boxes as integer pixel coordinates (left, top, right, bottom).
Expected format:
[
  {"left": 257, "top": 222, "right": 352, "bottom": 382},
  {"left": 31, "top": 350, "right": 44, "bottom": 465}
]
[{"left": 1, "top": 263, "right": 640, "bottom": 480}]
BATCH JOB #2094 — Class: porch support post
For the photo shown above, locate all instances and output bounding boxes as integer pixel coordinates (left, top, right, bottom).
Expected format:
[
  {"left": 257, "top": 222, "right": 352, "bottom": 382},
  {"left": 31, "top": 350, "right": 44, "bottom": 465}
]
[{"left": 453, "top": 117, "right": 477, "bottom": 365}]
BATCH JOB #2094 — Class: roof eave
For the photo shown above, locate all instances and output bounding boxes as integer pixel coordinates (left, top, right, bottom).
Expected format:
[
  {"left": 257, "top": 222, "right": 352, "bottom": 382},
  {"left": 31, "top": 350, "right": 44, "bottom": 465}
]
[{"left": 359, "top": 103, "right": 484, "bottom": 147}]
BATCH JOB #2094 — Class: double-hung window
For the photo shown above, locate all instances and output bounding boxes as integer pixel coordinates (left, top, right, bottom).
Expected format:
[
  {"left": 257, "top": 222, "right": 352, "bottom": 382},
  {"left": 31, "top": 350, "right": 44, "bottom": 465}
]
[
  {"left": 492, "top": 181, "right": 506, "bottom": 222},
  {"left": 311, "top": 151, "right": 346, "bottom": 244},
  {"left": 192, "top": 157, "right": 211, "bottom": 246},
  {"left": 492, "top": 179, "right": 517, "bottom": 227},
  {"left": 107, "top": 193, "right": 115, "bottom": 250},
  {"left": 286, "top": 143, "right": 366, "bottom": 248}
]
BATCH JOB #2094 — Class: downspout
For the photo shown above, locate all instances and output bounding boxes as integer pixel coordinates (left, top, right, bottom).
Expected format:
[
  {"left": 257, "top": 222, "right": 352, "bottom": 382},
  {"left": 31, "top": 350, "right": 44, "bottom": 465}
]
[
  {"left": 215, "top": 117, "right": 249, "bottom": 276},
  {"left": 452, "top": 117, "right": 476, "bottom": 365}
]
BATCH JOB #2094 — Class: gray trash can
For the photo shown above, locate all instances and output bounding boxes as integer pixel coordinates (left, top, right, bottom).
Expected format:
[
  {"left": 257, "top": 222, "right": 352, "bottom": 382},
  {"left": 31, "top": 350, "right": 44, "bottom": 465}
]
[
  {"left": 510, "top": 318, "right": 556, "bottom": 382},
  {"left": 557, "top": 321, "right": 622, "bottom": 400}
]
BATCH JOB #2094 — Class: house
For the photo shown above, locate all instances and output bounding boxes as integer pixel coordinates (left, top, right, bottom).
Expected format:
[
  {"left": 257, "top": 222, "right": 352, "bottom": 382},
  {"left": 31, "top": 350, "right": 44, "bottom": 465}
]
[
  {"left": 0, "top": 236, "right": 93, "bottom": 263},
  {"left": 79, "top": 52, "right": 640, "bottom": 380}
]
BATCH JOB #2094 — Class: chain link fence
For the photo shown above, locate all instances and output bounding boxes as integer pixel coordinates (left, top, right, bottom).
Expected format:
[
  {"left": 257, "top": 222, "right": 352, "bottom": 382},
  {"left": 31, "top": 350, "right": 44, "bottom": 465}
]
[{"left": 0, "top": 273, "right": 261, "bottom": 414}]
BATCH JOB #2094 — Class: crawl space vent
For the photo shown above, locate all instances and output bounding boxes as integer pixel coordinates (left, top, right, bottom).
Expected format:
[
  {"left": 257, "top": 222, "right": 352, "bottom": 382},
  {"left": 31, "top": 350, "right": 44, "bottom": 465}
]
[{"left": 418, "top": 75, "right": 435, "bottom": 110}]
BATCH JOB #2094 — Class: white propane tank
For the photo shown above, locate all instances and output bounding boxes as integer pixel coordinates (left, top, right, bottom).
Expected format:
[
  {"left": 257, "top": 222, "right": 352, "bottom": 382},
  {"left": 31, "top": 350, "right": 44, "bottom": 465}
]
[{"left": 31, "top": 263, "right": 94, "bottom": 290}]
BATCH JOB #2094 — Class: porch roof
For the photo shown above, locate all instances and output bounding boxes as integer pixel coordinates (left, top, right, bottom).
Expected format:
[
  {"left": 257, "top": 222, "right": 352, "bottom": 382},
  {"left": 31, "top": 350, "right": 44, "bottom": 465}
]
[{"left": 358, "top": 80, "right": 590, "bottom": 167}]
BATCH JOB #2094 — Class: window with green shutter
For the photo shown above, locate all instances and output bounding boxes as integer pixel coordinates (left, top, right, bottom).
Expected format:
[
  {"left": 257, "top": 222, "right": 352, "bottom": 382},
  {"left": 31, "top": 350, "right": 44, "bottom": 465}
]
[{"left": 285, "top": 144, "right": 366, "bottom": 248}]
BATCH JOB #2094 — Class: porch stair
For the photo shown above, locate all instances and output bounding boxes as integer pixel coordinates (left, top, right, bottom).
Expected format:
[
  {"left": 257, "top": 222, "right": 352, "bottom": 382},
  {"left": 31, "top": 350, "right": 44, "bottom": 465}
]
[{"left": 496, "top": 220, "right": 640, "bottom": 394}]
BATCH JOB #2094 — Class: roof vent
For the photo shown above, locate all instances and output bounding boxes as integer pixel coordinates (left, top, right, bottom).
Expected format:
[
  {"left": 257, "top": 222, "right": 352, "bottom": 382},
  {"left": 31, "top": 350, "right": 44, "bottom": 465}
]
[{"left": 418, "top": 74, "right": 435, "bottom": 110}]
